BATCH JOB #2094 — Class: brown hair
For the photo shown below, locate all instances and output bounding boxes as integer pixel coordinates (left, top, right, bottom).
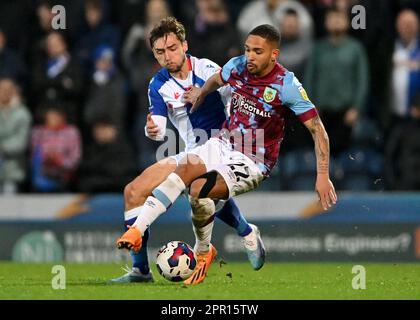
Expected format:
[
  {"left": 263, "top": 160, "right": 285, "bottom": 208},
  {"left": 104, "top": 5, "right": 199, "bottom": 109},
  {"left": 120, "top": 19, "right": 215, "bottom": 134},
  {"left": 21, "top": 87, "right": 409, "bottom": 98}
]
[{"left": 149, "top": 16, "right": 186, "bottom": 48}]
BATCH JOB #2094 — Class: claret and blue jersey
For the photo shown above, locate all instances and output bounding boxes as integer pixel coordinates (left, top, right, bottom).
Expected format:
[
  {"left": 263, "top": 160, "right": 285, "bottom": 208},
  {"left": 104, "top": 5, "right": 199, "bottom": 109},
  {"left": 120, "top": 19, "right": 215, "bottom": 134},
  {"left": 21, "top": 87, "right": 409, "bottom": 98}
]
[
  {"left": 219, "top": 55, "right": 318, "bottom": 175},
  {"left": 148, "top": 55, "right": 229, "bottom": 151}
]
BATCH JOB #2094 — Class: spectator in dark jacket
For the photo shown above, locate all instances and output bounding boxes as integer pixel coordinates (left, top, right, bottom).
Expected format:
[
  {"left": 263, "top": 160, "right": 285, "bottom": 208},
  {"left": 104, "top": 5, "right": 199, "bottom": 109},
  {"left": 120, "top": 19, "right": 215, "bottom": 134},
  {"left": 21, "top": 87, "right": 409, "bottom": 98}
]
[
  {"left": 187, "top": 0, "right": 241, "bottom": 66},
  {"left": 32, "top": 31, "right": 84, "bottom": 124},
  {"left": 78, "top": 118, "right": 138, "bottom": 193},
  {"left": 75, "top": 0, "right": 121, "bottom": 70},
  {"left": 385, "top": 93, "right": 420, "bottom": 190},
  {"left": 0, "top": 29, "right": 26, "bottom": 87},
  {"left": 84, "top": 45, "right": 126, "bottom": 133}
]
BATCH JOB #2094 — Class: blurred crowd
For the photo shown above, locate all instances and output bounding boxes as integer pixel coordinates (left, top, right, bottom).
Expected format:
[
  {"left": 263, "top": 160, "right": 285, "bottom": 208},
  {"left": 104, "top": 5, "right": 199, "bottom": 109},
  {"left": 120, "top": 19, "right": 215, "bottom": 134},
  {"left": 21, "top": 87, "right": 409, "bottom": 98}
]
[{"left": 1, "top": 0, "right": 420, "bottom": 194}]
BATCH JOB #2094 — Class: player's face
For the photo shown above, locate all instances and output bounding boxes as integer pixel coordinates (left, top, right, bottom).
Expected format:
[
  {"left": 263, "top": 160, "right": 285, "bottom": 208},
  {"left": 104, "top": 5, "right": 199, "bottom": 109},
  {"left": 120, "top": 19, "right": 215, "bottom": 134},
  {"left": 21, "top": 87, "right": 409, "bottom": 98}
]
[
  {"left": 153, "top": 33, "right": 188, "bottom": 73},
  {"left": 244, "top": 35, "right": 279, "bottom": 76}
]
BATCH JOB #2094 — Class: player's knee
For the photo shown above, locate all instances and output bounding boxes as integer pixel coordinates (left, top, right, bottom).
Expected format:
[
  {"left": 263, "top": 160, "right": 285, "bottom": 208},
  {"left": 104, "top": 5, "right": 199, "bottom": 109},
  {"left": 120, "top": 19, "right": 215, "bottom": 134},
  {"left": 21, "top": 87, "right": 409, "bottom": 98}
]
[
  {"left": 189, "top": 171, "right": 218, "bottom": 198},
  {"left": 124, "top": 182, "right": 136, "bottom": 205},
  {"left": 124, "top": 180, "right": 147, "bottom": 208},
  {"left": 189, "top": 179, "right": 205, "bottom": 198}
]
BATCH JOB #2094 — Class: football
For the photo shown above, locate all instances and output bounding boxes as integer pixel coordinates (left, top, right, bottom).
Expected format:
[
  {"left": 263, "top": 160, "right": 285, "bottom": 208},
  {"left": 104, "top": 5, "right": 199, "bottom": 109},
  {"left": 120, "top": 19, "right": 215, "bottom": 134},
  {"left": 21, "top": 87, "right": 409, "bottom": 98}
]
[{"left": 156, "top": 241, "right": 197, "bottom": 282}]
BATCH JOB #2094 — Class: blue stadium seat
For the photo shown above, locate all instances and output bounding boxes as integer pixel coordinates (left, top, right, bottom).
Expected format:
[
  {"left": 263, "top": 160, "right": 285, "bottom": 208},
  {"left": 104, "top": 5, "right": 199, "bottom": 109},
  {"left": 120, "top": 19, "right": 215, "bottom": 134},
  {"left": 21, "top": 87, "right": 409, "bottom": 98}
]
[
  {"left": 337, "top": 147, "right": 384, "bottom": 190},
  {"left": 281, "top": 148, "right": 317, "bottom": 190}
]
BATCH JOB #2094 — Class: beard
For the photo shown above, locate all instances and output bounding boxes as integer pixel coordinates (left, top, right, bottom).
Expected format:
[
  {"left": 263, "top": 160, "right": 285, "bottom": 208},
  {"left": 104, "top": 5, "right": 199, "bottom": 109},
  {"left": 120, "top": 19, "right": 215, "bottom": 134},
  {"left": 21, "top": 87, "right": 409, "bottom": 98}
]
[
  {"left": 166, "top": 54, "right": 186, "bottom": 73},
  {"left": 248, "top": 61, "right": 270, "bottom": 76}
]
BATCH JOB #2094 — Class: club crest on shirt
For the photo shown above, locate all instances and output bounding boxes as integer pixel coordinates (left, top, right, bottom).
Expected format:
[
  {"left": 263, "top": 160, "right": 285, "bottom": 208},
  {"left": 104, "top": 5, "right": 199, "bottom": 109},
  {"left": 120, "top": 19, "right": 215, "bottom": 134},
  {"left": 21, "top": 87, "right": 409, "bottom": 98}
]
[{"left": 263, "top": 87, "right": 276, "bottom": 103}]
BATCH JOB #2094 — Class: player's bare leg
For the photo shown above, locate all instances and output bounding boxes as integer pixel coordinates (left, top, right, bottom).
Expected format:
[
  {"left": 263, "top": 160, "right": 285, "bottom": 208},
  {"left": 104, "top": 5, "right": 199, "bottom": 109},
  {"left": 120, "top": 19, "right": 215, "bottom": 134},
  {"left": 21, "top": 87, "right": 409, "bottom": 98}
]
[
  {"left": 117, "top": 154, "right": 208, "bottom": 252},
  {"left": 124, "top": 157, "right": 177, "bottom": 211}
]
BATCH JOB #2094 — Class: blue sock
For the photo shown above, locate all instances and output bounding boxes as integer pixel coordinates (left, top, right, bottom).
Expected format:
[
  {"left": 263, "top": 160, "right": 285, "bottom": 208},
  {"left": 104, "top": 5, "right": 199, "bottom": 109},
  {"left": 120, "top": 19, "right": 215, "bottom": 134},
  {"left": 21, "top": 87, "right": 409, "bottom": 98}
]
[
  {"left": 125, "top": 218, "right": 150, "bottom": 275},
  {"left": 215, "top": 198, "right": 252, "bottom": 237}
]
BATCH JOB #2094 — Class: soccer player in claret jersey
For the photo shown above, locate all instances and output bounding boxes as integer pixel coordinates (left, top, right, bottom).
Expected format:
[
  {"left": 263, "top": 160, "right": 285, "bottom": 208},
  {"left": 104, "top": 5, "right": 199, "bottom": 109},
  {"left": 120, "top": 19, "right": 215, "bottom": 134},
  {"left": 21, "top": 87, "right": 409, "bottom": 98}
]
[
  {"left": 117, "top": 24, "right": 337, "bottom": 284},
  {"left": 110, "top": 17, "right": 265, "bottom": 285}
]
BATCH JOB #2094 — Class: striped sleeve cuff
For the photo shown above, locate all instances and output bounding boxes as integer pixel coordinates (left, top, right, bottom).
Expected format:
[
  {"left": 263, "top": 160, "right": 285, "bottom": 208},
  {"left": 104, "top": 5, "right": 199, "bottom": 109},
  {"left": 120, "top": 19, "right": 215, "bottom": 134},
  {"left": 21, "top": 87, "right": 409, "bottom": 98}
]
[{"left": 298, "top": 108, "right": 318, "bottom": 122}]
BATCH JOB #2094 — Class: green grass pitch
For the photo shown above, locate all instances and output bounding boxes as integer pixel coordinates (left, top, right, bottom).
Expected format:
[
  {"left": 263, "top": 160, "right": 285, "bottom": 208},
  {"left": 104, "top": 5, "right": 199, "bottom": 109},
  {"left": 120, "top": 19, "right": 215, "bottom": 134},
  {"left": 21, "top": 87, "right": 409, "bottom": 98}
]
[{"left": 0, "top": 262, "right": 419, "bottom": 300}]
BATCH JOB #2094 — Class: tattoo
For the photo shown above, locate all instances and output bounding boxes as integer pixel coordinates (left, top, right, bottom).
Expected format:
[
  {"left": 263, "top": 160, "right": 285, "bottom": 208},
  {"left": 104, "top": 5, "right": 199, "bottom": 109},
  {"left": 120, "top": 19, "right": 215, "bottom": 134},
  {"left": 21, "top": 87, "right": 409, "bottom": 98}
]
[{"left": 306, "top": 116, "right": 330, "bottom": 175}]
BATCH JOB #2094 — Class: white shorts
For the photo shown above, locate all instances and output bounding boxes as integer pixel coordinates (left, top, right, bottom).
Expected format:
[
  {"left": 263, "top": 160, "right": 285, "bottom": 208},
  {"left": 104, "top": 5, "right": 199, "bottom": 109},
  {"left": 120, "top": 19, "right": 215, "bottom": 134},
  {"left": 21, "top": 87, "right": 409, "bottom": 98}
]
[
  {"left": 169, "top": 152, "right": 187, "bottom": 166},
  {"left": 187, "top": 138, "right": 264, "bottom": 199}
]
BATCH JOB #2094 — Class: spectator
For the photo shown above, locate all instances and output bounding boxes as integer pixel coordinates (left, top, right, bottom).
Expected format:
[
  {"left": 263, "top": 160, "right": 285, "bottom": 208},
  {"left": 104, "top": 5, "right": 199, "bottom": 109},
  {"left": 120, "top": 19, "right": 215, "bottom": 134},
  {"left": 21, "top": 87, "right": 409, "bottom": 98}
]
[
  {"left": 75, "top": 0, "right": 121, "bottom": 70},
  {"left": 0, "top": 29, "right": 26, "bottom": 86},
  {"left": 390, "top": 9, "right": 420, "bottom": 125},
  {"left": 109, "top": 0, "right": 148, "bottom": 37},
  {"left": 78, "top": 118, "right": 138, "bottom": 193},
  {"left": 84, "top": 45, "right": 126, "bottom": 133},
  {"left": 121, "top": 0, "right": 171, "bottom": 162},
  {"left": 236, "top": 0, "right": 283, "bottom": 40},
  {"left": 30, "top": 106, "right": 81, "bottom": 192},
  {"left": 385, "top": 93, "right": 420, "bottom": 190},
  {"left": 0, "top": 78, "right": 32, "bottom": 194},
  {"left": 278, "top": 8, "right": 313, "bottom": 79},
  {"left": 304, "top": 8, "right": 369, "bottom": 156},
  {"left": 27, "top": 0, "right": 56, "bottom": 71},
  {"left": 31, "top": 31, "right": 84, "bottom": 124},
  {"left": 121, "top": 0, "right": 170, "bottom": 90},
  {"left": 187, "top": 0, "right": 241, "bottom": 66}
]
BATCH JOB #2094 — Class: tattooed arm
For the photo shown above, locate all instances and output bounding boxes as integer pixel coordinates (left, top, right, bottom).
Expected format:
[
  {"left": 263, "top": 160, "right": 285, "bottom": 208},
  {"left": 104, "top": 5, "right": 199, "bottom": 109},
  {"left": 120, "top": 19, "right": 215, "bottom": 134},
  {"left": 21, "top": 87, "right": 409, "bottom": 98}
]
[{"left": 303, "top": 115, "right": 337, "bottom": 210}]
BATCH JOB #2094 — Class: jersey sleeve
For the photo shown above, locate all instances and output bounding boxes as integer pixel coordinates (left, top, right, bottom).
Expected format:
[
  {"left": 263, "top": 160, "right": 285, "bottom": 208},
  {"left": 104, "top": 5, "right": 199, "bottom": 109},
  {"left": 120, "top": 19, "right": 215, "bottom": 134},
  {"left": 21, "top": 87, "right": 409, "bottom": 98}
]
[
  {"left": 281, "top": 72, "right": 318, "bottom": 122},
  {"left": 148, "top": 78, "right": 167, "bottom": 117},
  {"left": 199, "top": 58, "right": 222, "bottom": 81},
  {"left": 220, "top": 55, "right": 246, "bottom": 83}
]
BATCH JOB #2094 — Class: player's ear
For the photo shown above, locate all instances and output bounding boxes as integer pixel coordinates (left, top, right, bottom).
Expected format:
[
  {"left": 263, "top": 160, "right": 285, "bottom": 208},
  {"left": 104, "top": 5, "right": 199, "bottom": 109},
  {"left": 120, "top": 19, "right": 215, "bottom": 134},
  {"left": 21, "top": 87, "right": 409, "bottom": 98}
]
[
  {"left": 271, "top": 48, "right": 280, "bottom": 61},
  {"left": 183, "top": 40, "right": 188, "bottom": 53}
]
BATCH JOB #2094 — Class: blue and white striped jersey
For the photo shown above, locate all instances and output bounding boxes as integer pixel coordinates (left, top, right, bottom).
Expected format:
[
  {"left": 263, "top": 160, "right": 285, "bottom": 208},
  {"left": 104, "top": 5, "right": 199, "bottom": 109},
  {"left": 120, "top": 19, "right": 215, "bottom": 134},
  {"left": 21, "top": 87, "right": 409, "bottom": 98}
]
[{"left": 147, "top": 55, "right": 230, "bottom": 151}]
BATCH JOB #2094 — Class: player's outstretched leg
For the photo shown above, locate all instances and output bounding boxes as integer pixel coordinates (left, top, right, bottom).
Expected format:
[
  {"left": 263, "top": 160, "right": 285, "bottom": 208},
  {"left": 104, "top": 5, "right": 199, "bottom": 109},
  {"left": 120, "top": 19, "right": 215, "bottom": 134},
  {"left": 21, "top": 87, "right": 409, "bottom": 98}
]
[
  {"left": 216, "top": 199, "right": 266, "bottom": 270},
  {"left": 183, "top": 197, "right": 218, "bottom": 285}
]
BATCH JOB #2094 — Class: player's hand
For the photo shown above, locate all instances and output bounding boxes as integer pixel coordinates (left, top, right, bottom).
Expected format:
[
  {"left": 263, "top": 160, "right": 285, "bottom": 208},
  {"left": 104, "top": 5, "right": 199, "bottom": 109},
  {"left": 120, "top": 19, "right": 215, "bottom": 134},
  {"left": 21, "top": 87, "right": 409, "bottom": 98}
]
[
  {"left": 146, "top": 113, "right": 160, "bottom": 138},
  {"left": 315, "top": 174, "right": 337, "bottom": 211},
  {"left": 182, "top": 86, "right": 200, "bottom": 103},
  {"left": 182, "top": 87, "right": 204, "bottom": 113}
]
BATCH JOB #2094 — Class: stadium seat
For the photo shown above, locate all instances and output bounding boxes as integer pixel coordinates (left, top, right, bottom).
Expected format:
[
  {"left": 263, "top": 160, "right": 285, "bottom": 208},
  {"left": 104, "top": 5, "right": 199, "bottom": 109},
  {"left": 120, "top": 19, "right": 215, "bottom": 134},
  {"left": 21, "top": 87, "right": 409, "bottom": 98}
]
[
  {"left": 337, "top": 147, "right": 384, "bottom": 191},
  {"left": 281, "top": 148, "right": 317, "bottom": 190}
]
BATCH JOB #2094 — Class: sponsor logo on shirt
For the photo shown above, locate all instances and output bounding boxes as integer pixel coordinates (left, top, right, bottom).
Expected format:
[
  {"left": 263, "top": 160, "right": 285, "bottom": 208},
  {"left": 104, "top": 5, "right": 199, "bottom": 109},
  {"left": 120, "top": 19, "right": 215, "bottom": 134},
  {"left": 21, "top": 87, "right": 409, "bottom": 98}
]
[
  {"left": 298, "top": 86, "right": 310, "bottom": 102},
  {"left": 231, "top": 92, "right": 271, "bottom": 118}
]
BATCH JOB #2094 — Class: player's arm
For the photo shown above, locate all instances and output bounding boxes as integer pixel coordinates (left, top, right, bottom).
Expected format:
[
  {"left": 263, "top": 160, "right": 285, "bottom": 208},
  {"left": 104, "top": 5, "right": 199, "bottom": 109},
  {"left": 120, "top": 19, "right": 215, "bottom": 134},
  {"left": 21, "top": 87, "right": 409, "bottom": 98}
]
[
  {"left": 146, "top": 79, "right": 168, "bottom": 141},
  {"left": 184, "top": 72, "right": 225, "bottom": 113},
  {"left": 303, "top": 115, "right": 337, "bottom": 210},
  {"left": 145, "top": 113, "right": 167, "bottom": 141}
]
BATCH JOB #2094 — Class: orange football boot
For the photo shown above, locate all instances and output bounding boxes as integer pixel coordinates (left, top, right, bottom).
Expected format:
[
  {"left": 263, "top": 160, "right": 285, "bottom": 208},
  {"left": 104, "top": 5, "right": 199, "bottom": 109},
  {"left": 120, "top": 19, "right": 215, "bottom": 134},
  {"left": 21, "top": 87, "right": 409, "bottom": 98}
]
[
  {"left": 184, "top": 244, "right": 217, "bottom": 285},
  {"left": 116, "top": 226, "right": 142, "bottom": 253}
]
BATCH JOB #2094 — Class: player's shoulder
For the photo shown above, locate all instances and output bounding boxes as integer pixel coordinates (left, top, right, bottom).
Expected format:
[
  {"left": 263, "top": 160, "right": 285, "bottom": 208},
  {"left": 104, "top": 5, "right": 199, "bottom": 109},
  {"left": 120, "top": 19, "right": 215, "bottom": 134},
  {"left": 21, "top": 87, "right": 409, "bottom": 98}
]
[
  {"left": 149, "top": 68, "right": 170, "bottom": 91},
  {"left": 191, "top": 55, "right": 221, "bottom": 70},
  {"left": 224, "top": 55, "right": 247, "bottom": 70},
  {"left": 278, "top": 70, "right": 312, "bottom": 103},
  {"left": 282, "top": 70, "right": 303, "bottom": 88},
  {"left": 221, "top": 55, "right": 247, "bottom": 81}
]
